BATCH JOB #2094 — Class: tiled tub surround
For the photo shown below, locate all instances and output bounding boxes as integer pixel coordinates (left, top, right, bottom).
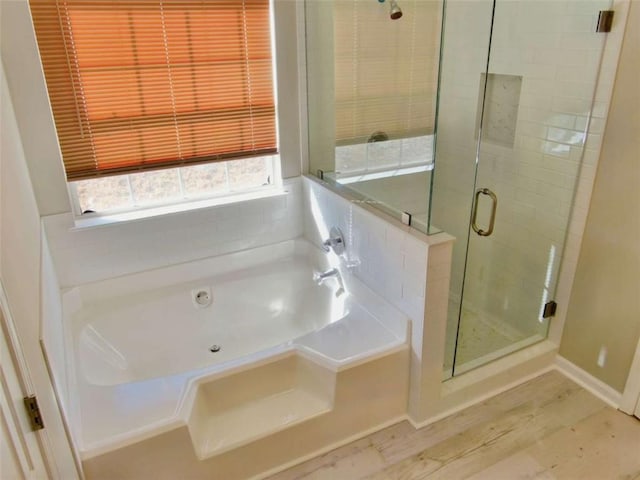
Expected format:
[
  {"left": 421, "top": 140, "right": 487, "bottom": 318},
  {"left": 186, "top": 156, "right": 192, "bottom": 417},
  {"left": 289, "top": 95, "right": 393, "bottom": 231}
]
[
  {"left": 66, "top": 238, "right": 410, "bottom": 471},
  {"left": 303, "top": 177, "right": 454, "bottom": 423},
  {"left": 43, "top": 178, "right": 304, "bottom": 287},
  {"left": 304, "top": 177, "right": 431, "bottom": 324}
]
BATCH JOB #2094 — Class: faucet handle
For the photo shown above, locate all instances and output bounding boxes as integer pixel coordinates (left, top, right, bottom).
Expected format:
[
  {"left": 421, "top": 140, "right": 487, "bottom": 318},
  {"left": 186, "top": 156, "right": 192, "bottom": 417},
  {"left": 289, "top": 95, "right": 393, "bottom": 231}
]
[{"left": 322, "top": 227, "right": 345, "bottom": 255}]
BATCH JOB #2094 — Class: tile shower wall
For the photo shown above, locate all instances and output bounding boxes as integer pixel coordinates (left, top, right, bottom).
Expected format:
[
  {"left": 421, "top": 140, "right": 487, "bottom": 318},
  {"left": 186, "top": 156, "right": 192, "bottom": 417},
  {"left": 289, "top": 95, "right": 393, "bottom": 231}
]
[
  {"left": 432, "top": 0, "right": 615, "bottom": 341},
  {"left": 43, "top": 178, "right": 303, "bottom": 287},
  {"left": 304, "top": 177, "right": 428, "bottom": 323},
  {"left": 551, "top": 0, "right": 632, "bottom": 344}
]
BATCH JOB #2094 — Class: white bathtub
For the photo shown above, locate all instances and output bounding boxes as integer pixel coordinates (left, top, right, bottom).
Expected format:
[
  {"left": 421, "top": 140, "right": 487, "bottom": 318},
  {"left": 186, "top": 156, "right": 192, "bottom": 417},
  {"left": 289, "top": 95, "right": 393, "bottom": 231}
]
[{"left": 65, "top": 239, "right": 409, "bottom": 458}]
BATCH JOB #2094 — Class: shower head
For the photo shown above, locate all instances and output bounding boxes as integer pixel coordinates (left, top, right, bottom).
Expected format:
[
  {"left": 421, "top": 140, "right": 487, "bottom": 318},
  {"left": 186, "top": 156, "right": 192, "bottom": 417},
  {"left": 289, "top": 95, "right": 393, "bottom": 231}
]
[{"left": 389, "top": 0, "right": 402, "bottom": 20}]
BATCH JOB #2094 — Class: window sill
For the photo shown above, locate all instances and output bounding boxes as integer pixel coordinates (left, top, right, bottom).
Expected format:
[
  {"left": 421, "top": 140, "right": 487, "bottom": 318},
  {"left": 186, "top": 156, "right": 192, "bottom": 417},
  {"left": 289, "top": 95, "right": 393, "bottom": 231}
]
[{"left": 72, "top": 186, "right": 287, "bottom": 230}]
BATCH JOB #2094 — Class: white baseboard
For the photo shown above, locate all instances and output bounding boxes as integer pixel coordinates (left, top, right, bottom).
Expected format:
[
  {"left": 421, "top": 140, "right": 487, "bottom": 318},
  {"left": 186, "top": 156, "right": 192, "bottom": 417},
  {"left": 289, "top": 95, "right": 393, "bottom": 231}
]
[{"left": 554, "top": 355, "right": 622, "bottom": 409}]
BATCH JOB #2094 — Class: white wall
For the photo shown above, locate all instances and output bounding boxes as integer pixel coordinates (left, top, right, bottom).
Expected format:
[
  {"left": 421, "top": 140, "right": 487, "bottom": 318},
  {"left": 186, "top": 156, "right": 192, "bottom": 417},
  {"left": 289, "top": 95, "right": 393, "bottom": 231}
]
[
  {"left": 0, "top": 0, "right": 70, "bottom": 216},
  {"left": 41, "top": 234, "right": 70, "bottom": 412},
  {"left": 560, "top": 0, "right": 640, "bottom": 393},
  {"left": 273, "top": 0, "right": 304, "bottom": 179},
  {"left": 0, "top": 61, "right": 78, "bottom": 479}
]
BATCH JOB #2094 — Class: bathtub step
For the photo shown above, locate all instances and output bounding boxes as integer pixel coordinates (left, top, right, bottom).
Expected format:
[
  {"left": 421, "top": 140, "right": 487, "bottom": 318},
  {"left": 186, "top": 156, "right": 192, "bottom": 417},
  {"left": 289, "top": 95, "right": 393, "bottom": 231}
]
[
  {"left": 193, "top": 388, "right": 331, "bottom": 458},
  {"left": 187, "top": 353, "right": 336, "bottom": 459}
]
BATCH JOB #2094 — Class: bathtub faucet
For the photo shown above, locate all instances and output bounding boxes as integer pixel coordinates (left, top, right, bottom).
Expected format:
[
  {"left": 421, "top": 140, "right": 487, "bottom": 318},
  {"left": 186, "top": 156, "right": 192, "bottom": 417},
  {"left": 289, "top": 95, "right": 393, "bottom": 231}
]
[
  {"left": 313, "top": 268, "right": 339, "bottom": 284},
  {"left": 322, "top": 227, "right": 345, "bottom": 255}
]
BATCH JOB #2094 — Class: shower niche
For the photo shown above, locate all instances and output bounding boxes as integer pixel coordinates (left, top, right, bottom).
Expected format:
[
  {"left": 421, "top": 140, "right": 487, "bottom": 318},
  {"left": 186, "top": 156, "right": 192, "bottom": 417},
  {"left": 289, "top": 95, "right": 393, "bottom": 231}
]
[{"left": 475, "top": 73, "right": 522, "bottom": 148}]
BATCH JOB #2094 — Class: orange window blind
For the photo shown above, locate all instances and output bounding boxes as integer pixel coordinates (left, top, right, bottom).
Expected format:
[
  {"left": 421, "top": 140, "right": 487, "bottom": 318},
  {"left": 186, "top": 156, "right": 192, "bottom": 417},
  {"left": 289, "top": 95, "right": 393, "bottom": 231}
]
[{"left": 30, "top": 0, "right": 277, "bottom": 181}]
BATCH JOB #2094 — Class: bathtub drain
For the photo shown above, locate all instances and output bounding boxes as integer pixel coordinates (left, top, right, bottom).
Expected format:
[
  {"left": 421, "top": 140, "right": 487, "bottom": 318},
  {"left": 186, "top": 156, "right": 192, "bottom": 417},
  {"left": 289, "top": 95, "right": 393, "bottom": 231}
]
[
  {"left": 193, "top": 288, "right": 212, "bottom": 308},
  {"left": 209, "top": 345, "right": 221, "bottom": 353}
]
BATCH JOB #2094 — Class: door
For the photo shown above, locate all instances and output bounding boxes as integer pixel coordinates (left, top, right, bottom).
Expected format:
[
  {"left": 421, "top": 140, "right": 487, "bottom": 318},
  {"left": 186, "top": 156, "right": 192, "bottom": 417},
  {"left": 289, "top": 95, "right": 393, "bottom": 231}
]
[
  {"left": 432, "top": 0, "right": 612, "bottom": 376},
  {"left": 1, "top": 306, "right": 49, "bottom": 480}
]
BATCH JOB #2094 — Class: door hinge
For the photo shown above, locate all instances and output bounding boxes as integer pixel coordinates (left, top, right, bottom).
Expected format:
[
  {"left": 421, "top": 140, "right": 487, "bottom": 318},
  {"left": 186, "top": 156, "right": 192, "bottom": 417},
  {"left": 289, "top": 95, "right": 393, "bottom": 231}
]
[
  {"left": 23, "top": 395, "right": 45, "bottom": 431},
  {"left": 542, "top": 301, "right": 558, "bottom": 319},
  {"left": 596, "top": 10, "right": 614, "bottom": 33}
]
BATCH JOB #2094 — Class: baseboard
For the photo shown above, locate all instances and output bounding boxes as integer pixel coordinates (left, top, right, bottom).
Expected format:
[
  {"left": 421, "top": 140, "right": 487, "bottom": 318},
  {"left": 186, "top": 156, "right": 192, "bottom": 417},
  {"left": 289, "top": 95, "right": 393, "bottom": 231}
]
[
  {"left": 250, "top": 415, "right": 408, "bottom": 480},
  {"left": 554, "top": 355, "right": 622, "bottom": 409}
]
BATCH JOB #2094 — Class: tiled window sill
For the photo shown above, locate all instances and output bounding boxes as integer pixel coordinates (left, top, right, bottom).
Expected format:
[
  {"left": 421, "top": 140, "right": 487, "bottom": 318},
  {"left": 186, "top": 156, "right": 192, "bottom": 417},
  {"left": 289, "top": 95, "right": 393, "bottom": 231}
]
[{"left": 72, "top": 186, "right": 287, "bottom": 230}]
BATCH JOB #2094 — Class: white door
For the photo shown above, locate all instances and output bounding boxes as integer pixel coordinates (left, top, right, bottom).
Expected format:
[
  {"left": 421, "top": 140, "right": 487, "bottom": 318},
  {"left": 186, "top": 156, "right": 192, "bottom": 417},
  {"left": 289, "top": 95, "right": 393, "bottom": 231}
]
[{"left": 1, "top": 307, "right": 49, "bottom": 479}]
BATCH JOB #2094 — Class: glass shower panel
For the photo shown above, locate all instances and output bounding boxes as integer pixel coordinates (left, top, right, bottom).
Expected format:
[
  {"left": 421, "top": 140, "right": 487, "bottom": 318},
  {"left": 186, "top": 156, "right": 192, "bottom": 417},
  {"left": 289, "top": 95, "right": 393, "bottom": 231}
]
[
  {"left": 446, "top": 0, "right": 611, "bottom": 376},
  {"left": 305, "top": 0, "right": 443, "bottom": 234},
  {"left": 428, "top": 0, "right": 497, "bottom": 376}
]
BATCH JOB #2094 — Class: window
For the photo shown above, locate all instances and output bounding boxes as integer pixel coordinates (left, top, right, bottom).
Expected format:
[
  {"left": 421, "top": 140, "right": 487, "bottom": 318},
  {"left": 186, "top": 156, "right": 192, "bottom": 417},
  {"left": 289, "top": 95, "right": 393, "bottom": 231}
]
[
  {"left": 71, "top": 156, "right": 275, "bottom": 213},
  {"left": 30, "top": 0, "right": 278, "bottom": 214}
]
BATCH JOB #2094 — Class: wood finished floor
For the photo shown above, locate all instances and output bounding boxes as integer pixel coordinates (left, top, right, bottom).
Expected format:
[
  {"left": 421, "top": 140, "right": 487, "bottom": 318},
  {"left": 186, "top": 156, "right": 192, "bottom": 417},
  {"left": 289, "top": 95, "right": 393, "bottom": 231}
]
[{"left": 267, "top": 371, "right": 640, "bottom": 480}]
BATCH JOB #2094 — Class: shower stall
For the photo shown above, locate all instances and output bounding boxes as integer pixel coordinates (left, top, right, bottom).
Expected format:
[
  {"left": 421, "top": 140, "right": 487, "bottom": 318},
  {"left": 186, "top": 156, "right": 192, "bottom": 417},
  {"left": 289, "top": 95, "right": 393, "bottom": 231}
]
[{"left": 305, "top": 0, "right": 611, "bottom": 379}]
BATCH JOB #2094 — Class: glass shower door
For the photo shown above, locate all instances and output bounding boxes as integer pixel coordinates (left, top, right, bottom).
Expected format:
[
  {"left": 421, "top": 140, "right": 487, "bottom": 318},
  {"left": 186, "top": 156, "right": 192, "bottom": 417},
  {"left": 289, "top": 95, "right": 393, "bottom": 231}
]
[{"left": 433, "top": 0, "right": 611, "bottom": 376}]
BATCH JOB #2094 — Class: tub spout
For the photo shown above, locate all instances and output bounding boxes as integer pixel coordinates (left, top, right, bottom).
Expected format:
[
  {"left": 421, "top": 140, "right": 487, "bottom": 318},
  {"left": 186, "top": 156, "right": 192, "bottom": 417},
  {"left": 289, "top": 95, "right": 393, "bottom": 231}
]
[{"left": 313, "top": 268, "right": 339, "bottom": 284}]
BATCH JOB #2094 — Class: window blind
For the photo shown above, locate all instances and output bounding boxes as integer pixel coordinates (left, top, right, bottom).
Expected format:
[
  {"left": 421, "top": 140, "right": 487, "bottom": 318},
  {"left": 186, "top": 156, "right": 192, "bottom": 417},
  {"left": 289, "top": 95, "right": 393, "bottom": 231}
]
[{"left": 30, "top": 0, "right": 277, "bottom": 181}]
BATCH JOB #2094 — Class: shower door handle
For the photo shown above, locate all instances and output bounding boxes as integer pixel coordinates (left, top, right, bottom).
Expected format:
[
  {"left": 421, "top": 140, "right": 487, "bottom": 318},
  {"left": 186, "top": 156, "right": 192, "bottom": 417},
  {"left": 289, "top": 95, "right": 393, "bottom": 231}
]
[{"left": 471, "top": 188, "right": 497, "bottom": 237}]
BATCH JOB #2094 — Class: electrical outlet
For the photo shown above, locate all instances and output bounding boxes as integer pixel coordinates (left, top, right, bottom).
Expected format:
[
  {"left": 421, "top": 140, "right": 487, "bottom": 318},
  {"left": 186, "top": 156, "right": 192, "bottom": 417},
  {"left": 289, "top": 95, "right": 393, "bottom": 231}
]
[{"left": 597, "top": 346, "right": 607, "bottom": 368}]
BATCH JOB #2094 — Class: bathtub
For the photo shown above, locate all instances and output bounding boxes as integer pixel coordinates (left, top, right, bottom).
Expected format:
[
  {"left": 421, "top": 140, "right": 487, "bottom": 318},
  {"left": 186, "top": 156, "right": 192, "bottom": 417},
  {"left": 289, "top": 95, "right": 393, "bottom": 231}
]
[{"left": 65, "top": 238, "right": 409, "bottom": 459}]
